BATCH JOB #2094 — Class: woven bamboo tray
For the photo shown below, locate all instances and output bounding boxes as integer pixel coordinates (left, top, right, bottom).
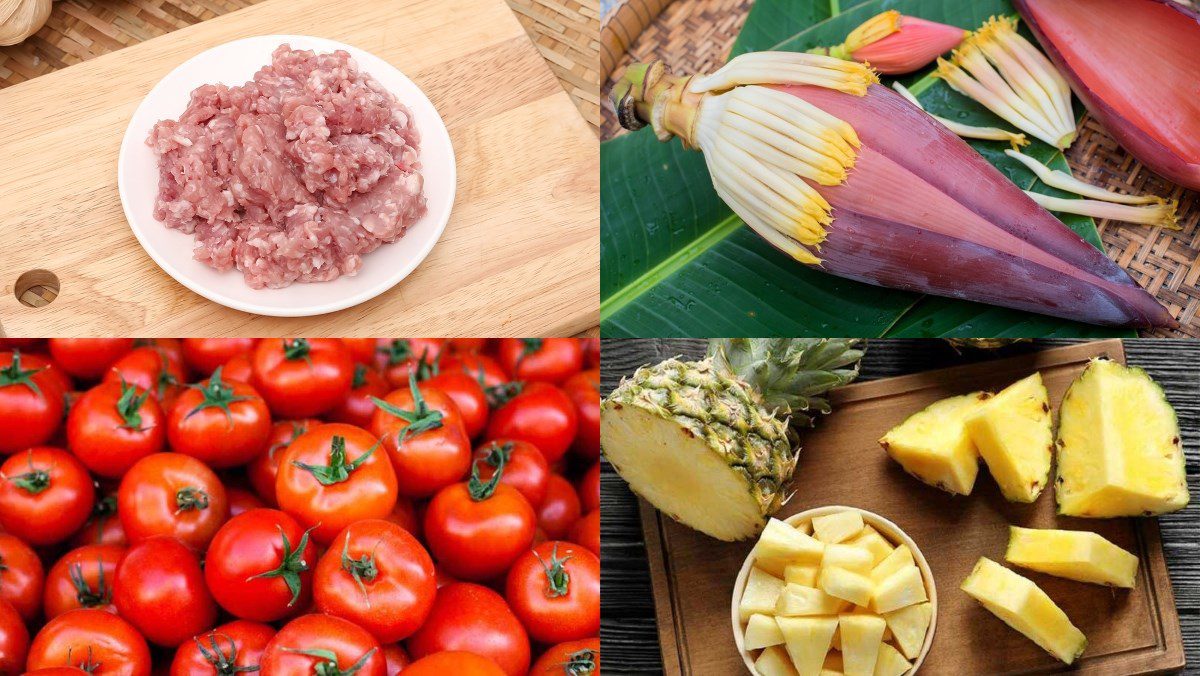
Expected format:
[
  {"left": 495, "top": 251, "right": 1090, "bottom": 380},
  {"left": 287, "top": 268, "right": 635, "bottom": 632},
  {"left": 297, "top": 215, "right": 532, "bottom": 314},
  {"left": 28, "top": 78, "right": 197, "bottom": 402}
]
[{"left": 600, "top": 0, "right": 1200, "bottom": 338}]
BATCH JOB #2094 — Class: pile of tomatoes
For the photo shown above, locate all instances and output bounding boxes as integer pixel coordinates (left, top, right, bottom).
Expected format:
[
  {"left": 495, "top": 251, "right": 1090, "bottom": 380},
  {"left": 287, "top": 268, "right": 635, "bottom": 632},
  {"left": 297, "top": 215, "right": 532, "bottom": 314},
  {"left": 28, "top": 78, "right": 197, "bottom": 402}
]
[{"left": 0, "top": 337, "right": 601, "bottom": 676}]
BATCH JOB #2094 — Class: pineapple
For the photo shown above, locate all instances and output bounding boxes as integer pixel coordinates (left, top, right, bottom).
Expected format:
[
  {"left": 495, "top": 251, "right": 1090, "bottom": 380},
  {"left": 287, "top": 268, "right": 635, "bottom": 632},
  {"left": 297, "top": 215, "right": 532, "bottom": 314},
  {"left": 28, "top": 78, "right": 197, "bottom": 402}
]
[
  {"left": 812, "top": 511, "right": 865, "bottom": 544},
  {"left": 872, "top": 643, "right": 912, "bottom": 676},
  {"left": 961, "top": 557, "right": 1087, "bottom": 665},
  {"left": 965, "top": 373, "right": 1053, "bottom": 503},
  {"left": 883, "top": 602, "right": 932, "bottom": 660},
  {"left": 822, "top": 544, "right": 873, "bottom": 574},
  {"left": 754, "top": 519, "right": 826, "bottom": 576},
  {"left": 1056, "top": 359, "right": 1189, "bottom": 518},
  {"left": 1005, "top": 526, "right": 1139, "bottom": 588},
  {"left": 740, "top": 567, "right": 786, "bottom": 621},
  {"left": 819, "top": 567, "right": 874, "bottom": 607},
  {"left": 746, "top": 613, "right": 787, "bottom": 650},
  {"left": 879, "top": 392, "right": 990, "bottom": 495},
  {"left": 839, "top": 614, "right": 886, "bottom": 676},
  {"left": 777, "top": 616, "right": 839, "bottom": 675},
  {"left": 756, "top": 645, "right": 801, "bottom": 676},
  {"left": 847, "top": 526, "right": 894, "bottom": 567},
  {"left": 870, "top": 545, "right": 914, "bottom": 583},
  {"left": 777, "top": 584, "right": 850, "bottom": 616},
  {"left": 872, "top": 566, "right": 927, "bottom": 614},
  {"left": 786, "top": 563, "right": 821, "bottom": 587},
  {"left": 602, "top": 339, "right": 863, "bottom": 541}
]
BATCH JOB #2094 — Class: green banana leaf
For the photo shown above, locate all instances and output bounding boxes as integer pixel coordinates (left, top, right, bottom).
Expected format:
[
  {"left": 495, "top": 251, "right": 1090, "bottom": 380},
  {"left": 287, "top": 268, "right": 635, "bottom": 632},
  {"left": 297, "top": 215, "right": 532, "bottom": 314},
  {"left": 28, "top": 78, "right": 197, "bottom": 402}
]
[{"left": 600, "top": 0, "right": 1137, "bottom": 338}]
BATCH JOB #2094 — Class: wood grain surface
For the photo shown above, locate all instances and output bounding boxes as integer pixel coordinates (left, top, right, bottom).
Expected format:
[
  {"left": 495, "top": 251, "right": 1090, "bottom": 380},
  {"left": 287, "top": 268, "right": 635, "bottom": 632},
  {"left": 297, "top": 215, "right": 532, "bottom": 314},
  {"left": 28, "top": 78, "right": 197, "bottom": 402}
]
[
  {"left": 0, "top": 0, "right": 598, "bottom": 337},
  {"left": 601, "top": 338, "right": 1200, "bottom": 675}
]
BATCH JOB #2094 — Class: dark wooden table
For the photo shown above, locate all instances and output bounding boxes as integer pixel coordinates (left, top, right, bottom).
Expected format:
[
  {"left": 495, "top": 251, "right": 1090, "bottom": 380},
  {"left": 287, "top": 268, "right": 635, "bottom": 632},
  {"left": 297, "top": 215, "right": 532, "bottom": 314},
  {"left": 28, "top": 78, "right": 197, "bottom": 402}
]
[{"left": 600, "top": 339, "right": 1200, "bottom": 674}]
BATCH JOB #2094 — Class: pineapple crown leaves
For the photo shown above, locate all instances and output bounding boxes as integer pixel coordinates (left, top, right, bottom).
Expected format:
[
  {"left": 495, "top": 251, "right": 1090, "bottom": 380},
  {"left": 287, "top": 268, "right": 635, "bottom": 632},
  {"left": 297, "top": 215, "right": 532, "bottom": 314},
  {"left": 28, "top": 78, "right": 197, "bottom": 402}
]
[{"left": 706, "top": 338, "right": 864, "bottom": 427}]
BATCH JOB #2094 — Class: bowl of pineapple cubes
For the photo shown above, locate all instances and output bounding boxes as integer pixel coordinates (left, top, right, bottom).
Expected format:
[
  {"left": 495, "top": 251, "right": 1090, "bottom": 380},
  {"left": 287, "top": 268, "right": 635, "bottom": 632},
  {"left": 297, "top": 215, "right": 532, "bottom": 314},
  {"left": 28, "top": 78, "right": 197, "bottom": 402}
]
[{"left": 732, "top": 506, "right": 936, "bottom": 676}]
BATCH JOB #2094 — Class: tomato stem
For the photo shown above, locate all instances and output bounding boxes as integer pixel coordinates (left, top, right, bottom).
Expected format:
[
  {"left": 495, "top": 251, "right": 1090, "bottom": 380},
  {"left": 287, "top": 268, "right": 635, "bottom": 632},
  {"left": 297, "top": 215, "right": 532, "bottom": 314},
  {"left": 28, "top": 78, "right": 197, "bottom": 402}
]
[
  {"left": 370, "top": 374, "right": 444, "bottom": 444},
  {"left": 339, "top": 530, "right": 381, "bottom": 604},
  {"left": 0, "top": 349, "right": 46, "bottom": 398},
  {"left": 467, "top": 449, "right": 506, "bottom": 501},
  {"left": 282, "top": 338, "right": 313, "bottom": 364},
  {"left": 516, "top": 338, "right": 543, "bottom": 370},
  {"left": 193, "top": 631, "right": 257, "bottom": 675},
  {"left": 537, "top": 542, "right": 573, "bottom": 598},
  {"left": 559, "top": 648, "right": 598, "bottom": 676},
  {"left": 280, "top": 647, "right": 377, "bottom": 675},
  {"left": 175, "top": 486, "right": 211, "bottom": 514},
  {"left": 350, "top": 363, "right": 369, "bottom": 390},
  {"left": 185, "top": 367, "right": 253, "bottom": 428},
  {"left": 68, "top": 559, "right": 111, "bottom": 608},
  {"left": 4, "top": 450, "right": 51, "bottom": 495},
  {"left": 247, "top": 525, "right": 315, "bottom": 608},
  {"left": 114, "top": 378, "right": 152, "bottom": 431},
  {"left": 292, "top": 435, "right": 378, "bottom": 486},
  {"left": 485, "top": 381, "right": 524, "bottom": 408}
]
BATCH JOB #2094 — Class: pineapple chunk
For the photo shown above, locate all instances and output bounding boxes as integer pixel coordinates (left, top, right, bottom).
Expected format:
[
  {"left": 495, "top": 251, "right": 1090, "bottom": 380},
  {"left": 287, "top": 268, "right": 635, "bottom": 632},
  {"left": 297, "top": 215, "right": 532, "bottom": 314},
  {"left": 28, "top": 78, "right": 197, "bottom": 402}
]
[
  {"left": 879, "top": 392, "right": 989, "bottom": 495},
  {"left": 746, "top": 613, "right": 786, "bottom": 650},
  {"left": 819, "top": 567, "right": 873, "bottom": 607},
  {"left": 822, "top": 544, "right": 874, "bottom": 574},
  {"left": 777, "top": 616, "right": 838, "bottom": 675},
  {"left": 755, "top": 519, "right": 826, "bottom": 576},
  {"left": 741, "top": 567, "right": 786, "bottom": 621},
  {"left": 870, "top": 545, "right": 914, "bottom": 582},
  {"left": 964, "top": 373, "right": 1053, "bottom": 503},
  {"left": 777, "top": 584, "right": 849, "bottom": 616},
  {"left": 847, "top": 526, "right": 894, "bottom": 566},
  {"left": 872, "top": 567, "right": 927, "bottom": 613},
  {"left": 839, "top": 614, "right": 886, "bottom": 676},
  {"left": 872, "top": 643, "right": 912, "bottom": 676},
  {"left": 883, "top": 602, "right": 932, "bottom": 660},
  {"left": 1056, "top": 359, "right": 1188, "bottom": 517},
  {"left": 813, "top": 511, "right": 865, "bottom": 544},
  {"left": 756, "top": 645, "right": 801, "bottom": 676},
  {"left": 961, "top": 557, "right": 1087, "bottom": 664},
  {"left": 1006, "top": 526, "right": 1139, "bottom": 588},
  {"left": 821, "top": 652, "right": 844, "bottom": 675},
  {"left": 786, "top": 563, "right": 820, "bottom": 587}
]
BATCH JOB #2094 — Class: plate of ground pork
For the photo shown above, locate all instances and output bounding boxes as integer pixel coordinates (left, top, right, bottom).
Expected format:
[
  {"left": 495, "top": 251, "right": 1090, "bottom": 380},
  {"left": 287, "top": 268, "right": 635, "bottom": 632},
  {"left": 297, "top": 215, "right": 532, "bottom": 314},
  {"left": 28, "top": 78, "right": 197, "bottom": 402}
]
[{"left": 119, "top": 35, "right": 455, "bottom": 317}]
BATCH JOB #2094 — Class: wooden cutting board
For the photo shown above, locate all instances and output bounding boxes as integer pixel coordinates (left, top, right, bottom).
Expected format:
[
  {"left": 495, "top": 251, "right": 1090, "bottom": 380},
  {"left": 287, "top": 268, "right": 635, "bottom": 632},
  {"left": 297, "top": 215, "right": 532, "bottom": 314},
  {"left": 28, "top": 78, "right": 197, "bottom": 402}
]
[
  {"left": 0, "top": 0, "right": 597, "bottom": 337},
  {"left": 641, "top": 340, "right": 1185, "bottom": 675}
]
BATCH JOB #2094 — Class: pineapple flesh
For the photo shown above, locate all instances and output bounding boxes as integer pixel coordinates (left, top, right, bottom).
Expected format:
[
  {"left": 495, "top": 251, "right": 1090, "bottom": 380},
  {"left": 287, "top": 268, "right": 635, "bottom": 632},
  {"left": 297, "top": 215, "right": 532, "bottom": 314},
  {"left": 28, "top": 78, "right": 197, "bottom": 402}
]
[
  {"left": 873, "top": 643, "right": 912, "bottom": 676},
  {"left": 872, "top": 566, "right": 927, "bottom": 614},
  {"left": 741, "top": 567, "right": 787, "bottom": 621},
  {"left": 812, "top": 511, "right": 865, "bottom": 544},
  {"left": 961, "top": 557, "right": 1087, "bottom": 665},
  {"left": 777, "top": 616, "right": 839, "bottom": 675},
  {"left": 964, "top": 373, "right": 1053, "bottom": 502},
  {"left": 746, "top": 613, "right": 787, "bottom": 650},
  {"left": 879, "top": 392, "right": 990, "bottom": 495},
  {"left": 882, "top": 602, "right": 932, "bottom": 660},
  {"left": 838, "top": 614, "right": 886, "bottom": 676},
  {"left": 756, "top": 645, "right": 801, "bottom": 676},
  {"left": 1056, "top": 359, "right": 1189, "bottom": 518},
  {"left": 1006, "top": 526, "right": 1139, "bottom": 588}
]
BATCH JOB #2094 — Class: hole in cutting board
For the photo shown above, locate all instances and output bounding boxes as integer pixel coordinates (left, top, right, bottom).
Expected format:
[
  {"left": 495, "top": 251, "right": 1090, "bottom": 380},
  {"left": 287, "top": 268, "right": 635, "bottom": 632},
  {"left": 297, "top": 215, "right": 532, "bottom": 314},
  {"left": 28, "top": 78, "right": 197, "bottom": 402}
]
[{"left": 14, "top": 270, "right": 59, "bottom": 308}]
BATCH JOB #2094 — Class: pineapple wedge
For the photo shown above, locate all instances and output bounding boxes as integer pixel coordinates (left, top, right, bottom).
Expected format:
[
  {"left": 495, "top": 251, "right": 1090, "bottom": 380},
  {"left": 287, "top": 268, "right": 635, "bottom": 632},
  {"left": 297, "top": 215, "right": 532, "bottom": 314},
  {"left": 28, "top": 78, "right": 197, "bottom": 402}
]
[
  {"left": 873, "top": 643, "right": 912, "bottom": 676},
  {"left": 1006, "top": 526, "right": 1139, "bottom": 588},
  {"left": 819, "top": 566, "right": 874, "bottom": 607},
  {"left": 741, "top": 567, "right": 786, "bottom": 621},
  {"left": 1056, "top": 359, "right": 1189, "bottom": 517},
  {"left": 848, "top": 526, "right": 894, "bottom": 566},
  {"left": 961, "top": 557, "right": 1087, "bottom": 664},
  {"left": 754, "top": 519, "right": 827, "bottom": 577},
  {"left": 883, "top": 602, "right": 932, "bottom": 660},
  {"left": 746, "top": 613, "right": 787, "bottom": 650},
  {"left": 813, "top": 511, "right": 865, "bottom": 544},
  {"left": 777, "top": 616, "right": 839, "bottom": 675},
  {"left": 839, "top": 614, "right": 886, "bottom": 676},
  {"left": 964, "top": 373, "right": 1053, "bottom": 502},
  {"left": 872, "top": 566, "right": 927, "bottom": 613},
  {"left": 786, "top": 563, "right": 821, "bottom": 587},
  {"left": 822, "top": 544, "right": 874, "bottom": 574},
  {"left": 870, "top": 545, "right": 914, "bottom": 583},
  {"left": 777, "top": 584, "right": 850, "bottom": 616},
  {"left": 879, "top": 393, "right": 990, "bottom": 495},
  {"left": 756, "top": 645, "right": 801, "bottom": 676}
]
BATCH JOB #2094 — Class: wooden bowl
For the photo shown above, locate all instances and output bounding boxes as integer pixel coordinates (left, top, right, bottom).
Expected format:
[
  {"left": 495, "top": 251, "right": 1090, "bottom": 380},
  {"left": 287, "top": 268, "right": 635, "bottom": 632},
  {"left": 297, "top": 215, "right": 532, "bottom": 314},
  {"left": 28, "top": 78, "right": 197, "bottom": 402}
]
[{"left": 729, "top": 505, "right": 939, "bottom": 674}]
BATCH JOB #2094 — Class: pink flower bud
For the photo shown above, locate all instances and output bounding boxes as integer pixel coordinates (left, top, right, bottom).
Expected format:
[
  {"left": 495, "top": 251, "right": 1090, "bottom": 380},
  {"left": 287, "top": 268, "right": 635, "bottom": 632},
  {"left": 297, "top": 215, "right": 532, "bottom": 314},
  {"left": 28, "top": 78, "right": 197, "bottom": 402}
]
[{"left": 810, "top": 11, "right": 967, "bottom": 75}]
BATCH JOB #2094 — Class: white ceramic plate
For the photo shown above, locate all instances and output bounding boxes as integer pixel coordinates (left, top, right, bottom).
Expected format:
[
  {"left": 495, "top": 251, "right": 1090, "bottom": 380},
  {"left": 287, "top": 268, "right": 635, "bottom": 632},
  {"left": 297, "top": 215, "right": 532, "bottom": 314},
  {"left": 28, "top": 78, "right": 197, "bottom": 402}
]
[{"left": 118, "top": 34, "right": 455, "bottom": 317}]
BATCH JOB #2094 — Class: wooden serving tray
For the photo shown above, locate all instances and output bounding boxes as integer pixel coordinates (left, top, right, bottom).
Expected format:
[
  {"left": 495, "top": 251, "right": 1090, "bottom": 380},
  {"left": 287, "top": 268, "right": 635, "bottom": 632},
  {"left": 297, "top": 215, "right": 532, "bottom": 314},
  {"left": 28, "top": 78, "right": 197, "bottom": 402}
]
[
  {"left": 641, "top": 339, "right": 1185, "bottom": 675},
  {"left": 0, "top": 0, "right": 597, "bottom": 336}
]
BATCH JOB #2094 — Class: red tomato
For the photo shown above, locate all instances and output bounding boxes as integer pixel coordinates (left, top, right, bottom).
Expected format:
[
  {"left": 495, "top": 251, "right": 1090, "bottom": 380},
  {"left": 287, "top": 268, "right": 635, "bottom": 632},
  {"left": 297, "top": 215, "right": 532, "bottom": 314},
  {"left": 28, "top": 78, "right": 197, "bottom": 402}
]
[
  {"left": 375, "top": 339, "right": 444, "bottom": 387},
  {"left": 0, "top": 534, "right": 42, "bottom": 621},
  {"left": 24, "top": 669, "right": 90, "bottom": 676},
  {"left": 386, "top": 497, "right": 421, "bottom": 538},
  {"left": 43, "top": 544, "right": 125, "bottom": 620},
  {"left": 67, "top": 381, "right": 165, "bottom": 478},
  {"left": 381, "top": 643, "right": 411, "bottom": 675},
  {"left": 505, "top": 542, "right": 600, "bottom": 644},
  {"left": 314, "top": 519, "right": 436, "bottom": 643},
  {"left": 369, "top": 377, "right": 472, "bottom": 498},
  {"left": 486, "top": 383, "right": 577, "bottom": 464},
  {"left": 538, "top": 475, "right": 582, "bottom": 541},
  {"left": 570, "top": 510, "right": 601, "bottom": 556},
  {"left": 582, "top": 337, "right": 600, "bottom": 369},
  {"left": 169, "top": 620, "right": 274, "bottom": 676},
  {"left": 446, "top": 339, "right": 490, "bottom": 354},
  {"left": 580, "top": 462, "right": 600, "bottom": 514},
  {"left": 276, "top": 423, "right": 398, "bottom": 544},
  {"left": 329, "top": 363, "right": 389, "bottom": 429},
  {"left": 421, "top": 366, "right": 488, "bottom": 439},
  {"left": 454, "top": 353, "right": 509, "bottom": 389},
  {"left": 530, "top": 638, "right": 600, "bottom": 676},
  {"left": 0, "top": 351, "right": 66, "bottom": 454},
  {"left": 252, "top": 339, "right": 353, "bottom": 418},
  {"left": 26, "top": 608, "right": 150, "bottom": 675},
  {"left": 132, "top": 339, "right": 185, "bottom": 372},
  {"left": 226, "top": 486, "right": 266, "bottom": 517},
  {"left": 0, "top": 599, "right": 28, "bottom": 676},
  {"left": 497, "top": 339, "right": 583, "bottom": 386},
  {"left": 69, "top": 494, "right": 127, "bottom": 548},
  {"left": 340, "top": 339, "right": 378, "bottom": 365},
  {"left": 247, "top": 419, "right": 320, "bottom": 506},
  {"left": 180, "top": 339, "right": 257, "bottom": 376},
  {"left": 473, "top": 439, "right": 550, "bottom": 508},
  {"left": 0, "top": 448, "right": 94, "bottom": 546},
  {"left": 218, "top": 352, "right": 254, "bottom": 384},
  {"left": 404, "top": 651, "right": 506, "bottom": 676},
  {"left": 48, "top": 339, "right": 134, "bottom": 381},
  {"left": 0, "top": 339, "right": 42, "bottom": 350},
  {"left": 423, "top": 458, "right": 536, "bottom": 581},
  {"left": 104, "top": 347, "right": 185, "bottom": 408},
  {"left": 204, "top": 509, "right": 317, "bottom": 622},
  {"left": 260, "top": 614, "right": 385, "bottom": 676},
  {"left": 113, "top": 537, "right": 216, "bottom": 647},
  {"left": 562, "top": 369, "right": 600, "bottom": 461},
  {"left": 407, "top": 583, "right": 530, "bottom": 676},
  {"left": 117, "top": 453, "right": 229, "bottom": 552},
  {"left": 167, "top": 368, "right": 272, "bottom": 468}
]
